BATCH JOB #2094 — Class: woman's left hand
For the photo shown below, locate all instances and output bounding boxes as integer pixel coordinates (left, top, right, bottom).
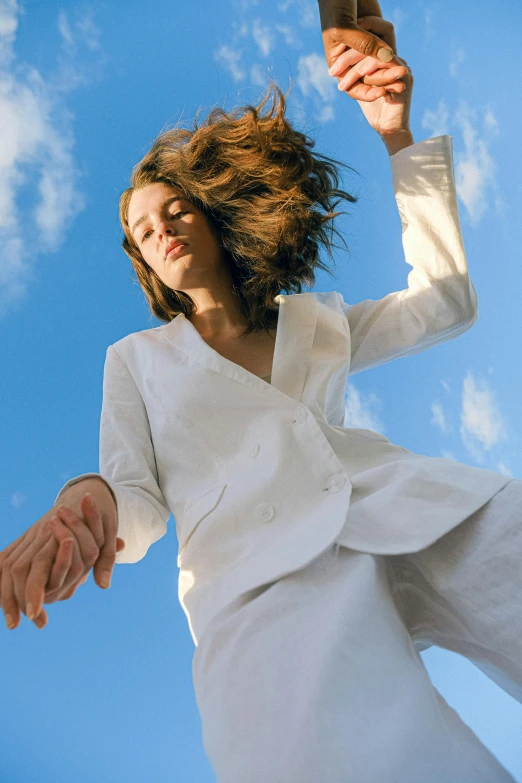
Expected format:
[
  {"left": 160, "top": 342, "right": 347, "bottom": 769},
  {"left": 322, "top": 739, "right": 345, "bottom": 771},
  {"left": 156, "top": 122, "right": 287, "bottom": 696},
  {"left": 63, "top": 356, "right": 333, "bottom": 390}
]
[{"left": 327, "top": 16, "right": 414, "bottom": 136}]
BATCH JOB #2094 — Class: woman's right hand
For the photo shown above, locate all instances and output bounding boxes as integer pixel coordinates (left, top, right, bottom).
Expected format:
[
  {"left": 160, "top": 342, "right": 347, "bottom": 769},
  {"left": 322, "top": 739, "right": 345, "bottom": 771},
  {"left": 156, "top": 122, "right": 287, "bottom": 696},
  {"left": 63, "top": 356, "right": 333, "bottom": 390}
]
[{"left": 0, "top": 478, "right": 124, "bottom": 630}]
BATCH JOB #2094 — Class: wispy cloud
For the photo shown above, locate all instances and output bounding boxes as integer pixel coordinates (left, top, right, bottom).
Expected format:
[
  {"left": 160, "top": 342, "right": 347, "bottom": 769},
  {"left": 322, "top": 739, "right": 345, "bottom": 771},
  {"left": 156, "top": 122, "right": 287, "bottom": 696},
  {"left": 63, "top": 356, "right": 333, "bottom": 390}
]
[
  {"left": 343, "top": 383, "right": 386, "bottom": 435},
  {"left": 296, "top": 51, "right": 336, "bottom": 122},
  {"left": 459, "top": 371, "right": 508, "bottom": 464},
  {"left": 214, "top": 44, "right": 246, "bottom": 82},
  {"left": 0, "top": 2, "right": 103, "bottom": 319},
  {"left": 495, "top": 461, "right": 513, "bottom": 478},
  {"left": 275, "top": 23, "right": 302, "bottom": 48},
  {"left": 250, "top": 62, "right": 271, "bottom": 87},
  {"left": 449, "top": 46, "right": 465, "bottom": 77},
  {"left": 390, "top": 8, "right": 406, "bottom": 35},
  {"left": 441, "top": 449, "right": 457, "bottom": 461},
  {"left": 278, "top": 0, "right": 317, "bottom": 28},
  {"left": 454, "top": 102, "right": 499, "bottom": 225},
  {"left": 424, "top": 7, "right": 433, "bottom": 41},
  {"left": 422, "top": 99, "right": 450, "bottom": 138},
  {"left": 58, "top": 7, "right": 100, "bottom": 55},
  {"left": 430, "top": 401, "right": 450, "bottom": 435},
  {"left": 10, "top": 491, "right": 27, "bottom": 509},
  {"left": 422, "top": 100, "right": 500, "bottom": 225},
  {"left": 252, "top": 19, "right": 275, "bottom": 57}
]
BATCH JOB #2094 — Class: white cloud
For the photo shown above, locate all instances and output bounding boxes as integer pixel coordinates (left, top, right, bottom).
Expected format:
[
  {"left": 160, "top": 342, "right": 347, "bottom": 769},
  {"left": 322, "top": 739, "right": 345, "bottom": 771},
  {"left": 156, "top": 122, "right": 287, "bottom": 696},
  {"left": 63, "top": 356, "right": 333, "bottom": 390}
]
[
  {"left": 252, "top": 18, "right": 275, "bottom": 57},
  {"left": 440, "top": 379, "right": 452, "bottom": 394},
  {"left": 275, "top": 23, "right": 302, "bottom": 48},
  {"left": 449, "top": 47, "right": 465, "bottom": 77},
  {"left": 454, "top": 102, "right": 498, "bottom": 225},
  {"left": 441, "top": 449, "right": 457, "bottom": 461},
  {"left": 317, "top": 104, "right": 334, "bottom": 123},
  {"left": 296, "top": 52, "right": 337, "bottom": 123},
  {"left": 459, "top": 371, "right": 508, "bottom": 464},
  {"left": 390, "top": 9, "right": 406, "bottom": 35},
  {"left": 58, "top": 10, "right": 74, "bottom": 48},
  {"left": 214, "top": 44, "right": 246, "bottom": 82},
  {"left": 430, "top": 401, "right": 450, "bottom": 435},
  {"left": 495, "top": 461, "right": 513, "bottom": 478},
  {"left": 0, "top": 4, "right": 94, "bottom": 317},
  {"left": 58, "top": 8, "right": 100, "bottom": 56},
  {"left": 250, "top": 62, "right": 269, "bottom": 87},
  {"left": 484, "top": 110, "right": 498, "bottom": 130},
  {"left": 423, "top": 100, "right": 500, "bottom": 226},
  {"left": 11, "top": 491, "right": 27, "bottom": 509},
  {"left": 343, "top": 383, "right": 386, "bottom": 436},
  {"left": 424, "top": 7, "right": 433, "bottom": 41},
  {"left": 297, "top": 51, "right": 335, "bottom": 103},
  {"left": 0, "top": 0, "right": 18, "bottom": 66},
  {"left": 278, "top": 0, "right": 317, "bottom": 28},
  {"left": 422, "top": 99, "right": 450, "bottom": 138}
]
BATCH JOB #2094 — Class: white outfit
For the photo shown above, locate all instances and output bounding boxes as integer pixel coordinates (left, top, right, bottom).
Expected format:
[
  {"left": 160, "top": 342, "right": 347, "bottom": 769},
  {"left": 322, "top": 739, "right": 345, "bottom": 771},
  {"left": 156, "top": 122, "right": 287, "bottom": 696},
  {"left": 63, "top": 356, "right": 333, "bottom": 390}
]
[
  {"left": 192, "top": 479, "right": 522, "bottom": 782},
  {"left": 54, "top": 134, "right": 519, "bottom": 780}
]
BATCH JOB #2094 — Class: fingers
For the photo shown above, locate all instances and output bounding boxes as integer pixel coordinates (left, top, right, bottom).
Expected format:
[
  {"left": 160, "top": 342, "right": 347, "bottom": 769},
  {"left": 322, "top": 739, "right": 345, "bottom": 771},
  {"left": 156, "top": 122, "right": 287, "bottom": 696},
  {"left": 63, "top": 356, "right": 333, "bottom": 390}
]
[
  {"left": 2, "top": 535, "right": 57, "bottom": 627},
  {"left": 52, "top": 503, "right": 100, "bottom": 576},
  {"left": 45, "top": 517, "right": 77, "bottom": 593},
  {"left": 328, "top": 47, "right": 366, "bottom": 75},
  {"left": 344, "top": 82, "right": 387, "bottom": 102},
  {"left": 1, "top": 557, "right": 20, "bottom": 629},
  {"left": 76, "top": 493, "right": 116, "bottom": 590},
  {"left": 92, "top": 520, "right": 118, "bottom": 590},
  {"left": 360, "top": 64, "right": 408, "bottom": 88}
]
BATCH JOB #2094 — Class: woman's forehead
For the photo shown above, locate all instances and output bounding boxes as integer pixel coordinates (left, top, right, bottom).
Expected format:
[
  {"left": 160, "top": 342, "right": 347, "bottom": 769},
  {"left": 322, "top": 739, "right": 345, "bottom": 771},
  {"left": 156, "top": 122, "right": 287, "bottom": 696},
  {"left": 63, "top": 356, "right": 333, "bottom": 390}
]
[{"left": 128, "top": 182, "right": 188, "bottom": 224}]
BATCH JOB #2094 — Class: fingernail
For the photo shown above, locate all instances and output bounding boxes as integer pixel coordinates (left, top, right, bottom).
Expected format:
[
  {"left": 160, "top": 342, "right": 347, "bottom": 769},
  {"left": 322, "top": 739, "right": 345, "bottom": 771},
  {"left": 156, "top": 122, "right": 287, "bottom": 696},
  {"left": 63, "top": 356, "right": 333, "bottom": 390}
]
[
  {"left": 377, "top": 47, "right": 393, "bottom": 63},
  {"left": 100, "top": 572, "right": 111, "bottom": 589},
  {"left": 5, "top": 613, "right": 15, "bottom": 629},
  {"left": 26, "top": 603, "right": 35, "bottom": 620}
]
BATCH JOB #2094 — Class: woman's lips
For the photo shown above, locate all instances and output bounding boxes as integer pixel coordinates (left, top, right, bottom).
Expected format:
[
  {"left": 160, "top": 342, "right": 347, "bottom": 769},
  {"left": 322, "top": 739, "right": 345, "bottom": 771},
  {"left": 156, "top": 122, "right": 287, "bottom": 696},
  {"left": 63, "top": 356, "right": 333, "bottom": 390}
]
[{"left": 166, "top": 244, "right": 187, "bottom": 259}]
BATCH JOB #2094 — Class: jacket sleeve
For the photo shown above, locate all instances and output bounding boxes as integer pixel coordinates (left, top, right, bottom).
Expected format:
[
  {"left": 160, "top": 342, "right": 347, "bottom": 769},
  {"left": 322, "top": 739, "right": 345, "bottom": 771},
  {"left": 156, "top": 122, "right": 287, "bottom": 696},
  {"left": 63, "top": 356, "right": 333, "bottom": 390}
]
[
  {"left": 340, "top": 134, "right": 478, "bottom": 376},
  {"left": 54, "top": 344, "right": 171, "bottom": 564}
]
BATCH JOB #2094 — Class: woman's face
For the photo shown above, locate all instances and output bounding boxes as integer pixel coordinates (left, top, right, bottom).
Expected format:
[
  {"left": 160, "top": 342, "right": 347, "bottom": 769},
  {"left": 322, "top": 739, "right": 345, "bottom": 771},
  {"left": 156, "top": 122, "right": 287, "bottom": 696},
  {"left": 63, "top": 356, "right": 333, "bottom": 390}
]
[{"left": 127, "top": 182, "right": 226, "bottom": 291}]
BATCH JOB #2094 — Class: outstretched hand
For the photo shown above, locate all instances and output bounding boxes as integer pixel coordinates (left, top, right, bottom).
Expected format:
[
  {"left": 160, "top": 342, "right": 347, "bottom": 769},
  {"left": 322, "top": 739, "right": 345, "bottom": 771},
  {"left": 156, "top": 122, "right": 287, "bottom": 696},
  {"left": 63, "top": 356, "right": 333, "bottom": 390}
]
[
  {"left": 329, "top": 18, "right": 414, "bottom": 135},
  {"left": 1, "top": 481, "right": 124, "bottom": 631}
]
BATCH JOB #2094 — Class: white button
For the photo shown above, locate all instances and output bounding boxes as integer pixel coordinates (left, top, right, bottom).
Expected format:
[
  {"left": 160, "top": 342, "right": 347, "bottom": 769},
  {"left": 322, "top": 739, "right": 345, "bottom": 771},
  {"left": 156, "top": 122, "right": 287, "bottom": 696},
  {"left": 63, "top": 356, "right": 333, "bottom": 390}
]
[
  {"left": 256, "top": 503, "right": 275, "bottom": 522},
  {"left": 250, "top": 443, "right": 260, "bottom": 458},
  {"left": 293, "top": 406, "right": 307, "bottom": 423},
  {"left": 327, "top": 474, "right": 345, "bottom": 492}
]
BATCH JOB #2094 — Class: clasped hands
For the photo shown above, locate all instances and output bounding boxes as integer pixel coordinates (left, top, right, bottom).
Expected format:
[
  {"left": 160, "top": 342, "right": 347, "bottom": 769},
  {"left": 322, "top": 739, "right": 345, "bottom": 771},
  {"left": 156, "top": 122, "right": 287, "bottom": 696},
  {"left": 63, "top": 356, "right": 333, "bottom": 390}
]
[
  {"left": 0, "top": 478, "right": 124, "bottom": 631},
  {"left": 318, "top": 0, "right": 414, "bottom": 137}
]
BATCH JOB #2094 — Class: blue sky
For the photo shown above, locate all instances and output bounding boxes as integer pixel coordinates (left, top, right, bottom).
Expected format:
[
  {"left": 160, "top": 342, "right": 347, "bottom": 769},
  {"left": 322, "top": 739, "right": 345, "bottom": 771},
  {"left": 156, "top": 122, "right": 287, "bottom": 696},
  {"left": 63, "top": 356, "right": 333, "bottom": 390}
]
[{"left": 1, "top": 0, "right": 521, "bottom": 780}]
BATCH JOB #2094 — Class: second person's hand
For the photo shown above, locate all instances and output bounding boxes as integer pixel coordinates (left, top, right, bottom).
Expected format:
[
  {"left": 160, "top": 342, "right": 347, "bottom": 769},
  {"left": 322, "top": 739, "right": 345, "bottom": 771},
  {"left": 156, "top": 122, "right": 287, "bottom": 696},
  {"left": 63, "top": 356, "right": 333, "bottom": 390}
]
[{"left": 0, "top": 478, "right": 123, "bottom": 630}]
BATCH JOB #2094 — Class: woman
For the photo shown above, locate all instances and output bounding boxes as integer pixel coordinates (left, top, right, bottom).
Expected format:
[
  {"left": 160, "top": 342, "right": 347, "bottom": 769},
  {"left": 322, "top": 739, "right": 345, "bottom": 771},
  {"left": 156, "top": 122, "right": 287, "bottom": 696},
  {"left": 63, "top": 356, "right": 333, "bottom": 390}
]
[{"left": 2, "top": 9, "right": 521, "bottom": 783}]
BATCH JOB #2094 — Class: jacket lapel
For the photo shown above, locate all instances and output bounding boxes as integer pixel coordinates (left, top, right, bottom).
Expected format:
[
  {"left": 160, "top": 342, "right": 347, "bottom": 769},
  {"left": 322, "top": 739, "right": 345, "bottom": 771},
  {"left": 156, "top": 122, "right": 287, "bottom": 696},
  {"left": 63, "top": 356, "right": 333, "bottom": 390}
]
[{"left": 159, "top": 293, "right": 318, "bottom": 404}]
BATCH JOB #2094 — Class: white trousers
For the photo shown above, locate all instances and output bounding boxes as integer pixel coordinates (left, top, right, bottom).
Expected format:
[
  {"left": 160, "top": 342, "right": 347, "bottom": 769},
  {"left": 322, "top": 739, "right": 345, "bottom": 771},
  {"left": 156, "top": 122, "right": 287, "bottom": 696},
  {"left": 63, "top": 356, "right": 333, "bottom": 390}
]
[{"left": 192, "top": 478, "right": 522, "bottom": 783}]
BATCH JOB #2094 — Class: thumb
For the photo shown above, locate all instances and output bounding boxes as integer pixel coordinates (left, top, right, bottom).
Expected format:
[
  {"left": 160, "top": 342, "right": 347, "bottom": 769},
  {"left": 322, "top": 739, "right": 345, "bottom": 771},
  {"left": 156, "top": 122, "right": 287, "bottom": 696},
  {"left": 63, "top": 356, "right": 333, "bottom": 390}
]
[
  {"left": 318, "top": 2, "right": 395, "bottom": 65},
  {"left": 335, "top": 25, "right": 394, "bottom": 62}
]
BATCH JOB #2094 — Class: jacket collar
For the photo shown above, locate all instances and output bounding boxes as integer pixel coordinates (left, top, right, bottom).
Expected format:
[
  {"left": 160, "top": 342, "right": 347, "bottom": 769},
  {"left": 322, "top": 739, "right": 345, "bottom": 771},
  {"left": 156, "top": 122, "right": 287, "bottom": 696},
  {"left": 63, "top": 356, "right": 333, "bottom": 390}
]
[{"left": 159, "top": 293, "right": 318, "bottom": 404}]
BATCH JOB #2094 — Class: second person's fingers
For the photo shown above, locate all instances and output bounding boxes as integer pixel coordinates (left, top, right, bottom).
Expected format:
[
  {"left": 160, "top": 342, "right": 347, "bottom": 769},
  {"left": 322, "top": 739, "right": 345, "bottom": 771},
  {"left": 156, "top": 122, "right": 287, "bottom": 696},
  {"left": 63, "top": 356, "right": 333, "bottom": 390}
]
[
  {"left": 45, "top": 517, "right": 77, "bottom": 592},
  {"left": 10, "top": 536, "right": 57, "bottom": 619},
  {"left": 359, "top": 64, "right": 408, "bottom": 87}
]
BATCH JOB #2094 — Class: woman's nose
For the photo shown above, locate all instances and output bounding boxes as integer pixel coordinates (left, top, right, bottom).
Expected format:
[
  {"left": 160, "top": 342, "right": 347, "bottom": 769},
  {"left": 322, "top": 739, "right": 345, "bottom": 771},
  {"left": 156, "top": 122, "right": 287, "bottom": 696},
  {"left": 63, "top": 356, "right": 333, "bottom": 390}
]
[{"left": 157, "top": 220, "right": 174, "bottom": 239}]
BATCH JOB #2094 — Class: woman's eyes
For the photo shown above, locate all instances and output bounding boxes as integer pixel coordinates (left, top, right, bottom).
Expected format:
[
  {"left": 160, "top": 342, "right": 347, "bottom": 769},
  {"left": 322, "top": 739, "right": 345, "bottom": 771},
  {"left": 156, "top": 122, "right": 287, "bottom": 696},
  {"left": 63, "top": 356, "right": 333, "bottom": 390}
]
[{"left": 142, "top": 211, "right": 187, "bottom": 241}]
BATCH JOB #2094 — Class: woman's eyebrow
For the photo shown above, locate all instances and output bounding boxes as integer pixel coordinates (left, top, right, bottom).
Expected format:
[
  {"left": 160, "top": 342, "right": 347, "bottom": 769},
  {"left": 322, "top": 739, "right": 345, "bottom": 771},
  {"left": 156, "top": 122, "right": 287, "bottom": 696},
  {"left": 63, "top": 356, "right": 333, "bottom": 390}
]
[{"left": 130, "top": 196, "right": 183, "bottom": 236}]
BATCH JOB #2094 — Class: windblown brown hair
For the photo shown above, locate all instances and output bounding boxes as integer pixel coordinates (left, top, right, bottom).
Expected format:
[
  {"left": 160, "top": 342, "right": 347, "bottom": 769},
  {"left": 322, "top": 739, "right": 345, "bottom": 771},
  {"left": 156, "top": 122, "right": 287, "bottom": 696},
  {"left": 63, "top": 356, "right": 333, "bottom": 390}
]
[{"left": 119, "top": 81, "right": 358, "bottom": 337}]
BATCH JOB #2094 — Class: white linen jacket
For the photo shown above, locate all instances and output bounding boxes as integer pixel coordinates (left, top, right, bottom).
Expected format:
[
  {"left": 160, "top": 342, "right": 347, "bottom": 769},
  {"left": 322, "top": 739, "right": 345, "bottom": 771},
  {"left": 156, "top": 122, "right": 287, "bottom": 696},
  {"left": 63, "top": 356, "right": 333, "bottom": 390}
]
[{"left": 56, "top": 135, "right": 510, "bottom": 645}]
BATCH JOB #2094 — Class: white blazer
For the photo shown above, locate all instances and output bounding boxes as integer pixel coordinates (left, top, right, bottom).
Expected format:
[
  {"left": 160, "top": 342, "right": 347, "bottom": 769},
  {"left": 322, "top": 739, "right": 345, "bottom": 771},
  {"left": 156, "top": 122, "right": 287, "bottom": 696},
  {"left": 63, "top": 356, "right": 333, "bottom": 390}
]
[{"left": 56, "top": 134, "right": 510, "bottom": 645}]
